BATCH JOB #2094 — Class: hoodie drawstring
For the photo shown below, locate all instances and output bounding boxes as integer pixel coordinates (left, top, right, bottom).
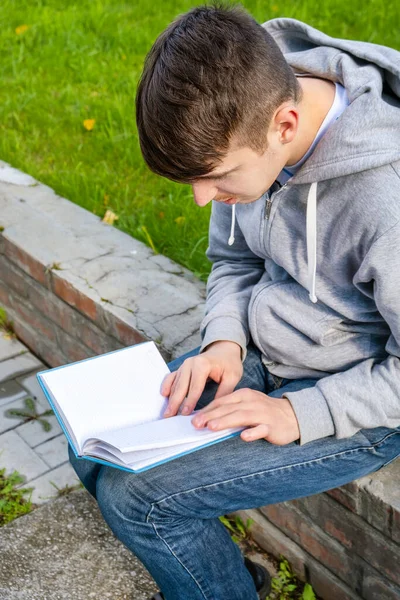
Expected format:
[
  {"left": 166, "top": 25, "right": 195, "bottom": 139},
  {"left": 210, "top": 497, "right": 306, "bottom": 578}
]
[
  {"left": 227, "top": 183, "right": 318, "bottom": 303},
  {"left": 306, "top": 181, "right": 318, "bottom": 303},
  {"left": 228, "top": 203, "right": 236, "bottom": 246}
]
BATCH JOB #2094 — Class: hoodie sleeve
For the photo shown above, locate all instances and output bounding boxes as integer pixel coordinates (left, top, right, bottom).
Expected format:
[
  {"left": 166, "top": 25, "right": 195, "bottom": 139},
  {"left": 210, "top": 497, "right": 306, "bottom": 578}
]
[
  {"left": 200, "top": 201, "right": 266, "bottom": 361},
  {"left": 283, "top": 221, "right": 400, "bottom": 445}
]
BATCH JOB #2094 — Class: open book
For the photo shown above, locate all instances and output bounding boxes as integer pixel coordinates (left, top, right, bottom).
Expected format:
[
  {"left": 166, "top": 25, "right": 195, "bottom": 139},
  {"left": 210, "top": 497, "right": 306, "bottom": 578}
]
[{"left": 36, "top": 341, "right": 244, "bottom": 473}]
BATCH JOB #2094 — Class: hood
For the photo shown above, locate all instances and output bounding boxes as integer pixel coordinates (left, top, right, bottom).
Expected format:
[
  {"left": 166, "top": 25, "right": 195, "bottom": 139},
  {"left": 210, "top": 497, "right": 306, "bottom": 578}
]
[
  {"left": 263, "top": 17, "right": 400, "bottom": 185},
  {"left": 228, "top": 20, "right": 400, "bottom": 303}
]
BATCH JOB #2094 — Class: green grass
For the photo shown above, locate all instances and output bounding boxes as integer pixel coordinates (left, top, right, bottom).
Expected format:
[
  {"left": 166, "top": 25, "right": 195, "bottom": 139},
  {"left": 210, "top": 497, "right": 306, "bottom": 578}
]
[
  {"left": 0, "top": 468, "right": 33, "bottom": 526},
  {"left": 1, "top": 0, "right": 399, "bottom": 280}
]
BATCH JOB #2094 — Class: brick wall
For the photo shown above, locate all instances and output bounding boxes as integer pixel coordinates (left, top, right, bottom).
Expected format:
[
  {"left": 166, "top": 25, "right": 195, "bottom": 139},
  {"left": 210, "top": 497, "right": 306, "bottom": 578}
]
[{"left": 0, "top": 161, "right": 399, "bottom": 600}]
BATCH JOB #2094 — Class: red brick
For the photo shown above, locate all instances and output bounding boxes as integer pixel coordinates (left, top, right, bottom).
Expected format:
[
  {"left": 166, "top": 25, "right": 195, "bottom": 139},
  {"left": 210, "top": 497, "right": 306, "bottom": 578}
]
[
  {"left": 114, "top": 318, "right": 146, "bottom": 346},
  {"left": 12, "top": 318, "right": 66, "bottom": 367},
  {"left": 3, "top": 238, "right": 47, "bottom": 285},
  {"left": 393, "top": 507, "right": 400, "bottom": 545},
  {"left": 52, "top": 275, "right": 97, "bottom": 321},
  {"left": 78, "top": 321, "right": 122, "bottom": 355},
  {"left": 11, "top": 317, "right": 41, "bottom": 359},
  {"left": 0, "top": 279, "right": 12, "bottom": 308},
  {"left": 260, "top": 503, "right": 359, "bottom": 587},
  {"left": 295, "top": 495, "right": 400, "bottom": 586},
  {"left": 326, "top": 487, "right": 359, "bottom": 513},
  {"left": 13, "top": 299, "right": 57, "bottom": 343},
  {"left": 55, "top": 327, "right": 95, "bottom": 364},
  {"left": 361, "top": 569, "right": 400, "bottom": 600},
  {"left": 0, "top": 255, "right": 29, "bottom": 299}
]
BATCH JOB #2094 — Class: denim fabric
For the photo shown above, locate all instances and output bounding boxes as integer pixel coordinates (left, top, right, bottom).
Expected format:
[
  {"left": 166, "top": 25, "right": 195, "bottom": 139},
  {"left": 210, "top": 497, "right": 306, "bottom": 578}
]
[{"left": 69, "top": 342, "right": 400, "bottom": 600}]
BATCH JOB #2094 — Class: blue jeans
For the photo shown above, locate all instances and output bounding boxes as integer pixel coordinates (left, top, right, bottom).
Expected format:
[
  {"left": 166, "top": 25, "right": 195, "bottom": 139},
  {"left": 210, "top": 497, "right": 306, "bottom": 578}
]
[{"left": 69, "top": 342, "right": 400, "bottom": 600}]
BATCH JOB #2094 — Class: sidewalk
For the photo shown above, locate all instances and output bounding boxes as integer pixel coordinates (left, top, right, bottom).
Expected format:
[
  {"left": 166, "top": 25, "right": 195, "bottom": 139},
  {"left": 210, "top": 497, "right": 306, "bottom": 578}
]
[{"left": 0, "top": 332, "right": 79, "bottom": 504}]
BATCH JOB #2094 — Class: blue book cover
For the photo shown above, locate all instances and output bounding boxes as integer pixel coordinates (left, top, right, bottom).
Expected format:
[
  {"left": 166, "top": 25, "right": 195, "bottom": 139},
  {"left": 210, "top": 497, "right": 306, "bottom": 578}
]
[{"left": 36, "top": 342, "right": 244, "bottom": 474}]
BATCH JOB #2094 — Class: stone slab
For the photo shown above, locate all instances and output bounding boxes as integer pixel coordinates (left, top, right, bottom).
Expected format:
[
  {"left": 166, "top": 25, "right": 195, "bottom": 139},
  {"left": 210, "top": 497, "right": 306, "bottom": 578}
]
[
  {"left": 0, "top": 379, "right": 27, "bottom": 407},
  {"left": 16, "top": 414, "right": 61, "bottom": 448},
  {"left": 0, "top": 489, "right": 159, "bottom": 599},
  {"left": 0, "top": 334, "right": 27, "bottom": 361},
  {"left": 35, "top": 434, "right": 70, "bottom": 469},
  {"left": 0, "top": 352, "right": 43, "bottom": 383},
  {"left": 28, "top": 462, "right": 80, "bottom": 505},
  {"left": 0, "top": 430, "right": 48, "bottom": 482},
  {"left": 17, "top": 370, "right": 49, "bottom": 404}
]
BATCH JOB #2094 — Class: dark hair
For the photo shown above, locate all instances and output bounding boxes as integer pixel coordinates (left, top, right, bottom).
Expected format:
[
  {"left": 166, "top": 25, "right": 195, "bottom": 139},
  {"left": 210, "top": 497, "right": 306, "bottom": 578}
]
[{"left": 135, "top": 2, "right": 302, "bottom": 183}]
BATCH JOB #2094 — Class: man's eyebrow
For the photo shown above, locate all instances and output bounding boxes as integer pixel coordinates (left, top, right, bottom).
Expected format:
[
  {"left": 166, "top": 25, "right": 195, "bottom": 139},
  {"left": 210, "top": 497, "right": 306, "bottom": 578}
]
[{"left": 194, "top": 166, "right": 240, "bottom": 181}]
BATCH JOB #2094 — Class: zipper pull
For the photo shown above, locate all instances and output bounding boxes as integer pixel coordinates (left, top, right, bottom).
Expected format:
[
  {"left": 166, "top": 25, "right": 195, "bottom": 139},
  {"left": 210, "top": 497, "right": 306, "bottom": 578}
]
[
  {"left": 265, "top": 197, "right": 273, "bottom": 220},
  {"left": 265, "top": 182, "right": 289, "bottom": 220}
]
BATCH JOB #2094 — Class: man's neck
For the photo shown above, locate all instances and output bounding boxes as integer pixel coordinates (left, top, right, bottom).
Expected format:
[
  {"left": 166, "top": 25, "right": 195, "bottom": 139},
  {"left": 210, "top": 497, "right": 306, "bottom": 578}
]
[{"left": 286, "top": 76, "right": 336, "bottom": 167}]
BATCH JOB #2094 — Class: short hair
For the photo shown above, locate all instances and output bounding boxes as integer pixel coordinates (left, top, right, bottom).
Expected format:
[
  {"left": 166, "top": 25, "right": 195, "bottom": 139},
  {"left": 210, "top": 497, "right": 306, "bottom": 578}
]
[{"left": 135, "top": 2, "right": 302, "bottom": 183}]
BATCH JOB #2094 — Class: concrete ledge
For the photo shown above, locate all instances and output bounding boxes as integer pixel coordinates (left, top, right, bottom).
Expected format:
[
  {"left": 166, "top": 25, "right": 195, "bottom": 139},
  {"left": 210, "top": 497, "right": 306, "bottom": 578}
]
[
  {"left": 0, "top": 489, "right": 158, "bottom": 599},
  {"left": 0, "top": 161, "right": 399, "bottom": 599},
  {"left": 0, "top": 160, "right": 205, "bottom": 365}
]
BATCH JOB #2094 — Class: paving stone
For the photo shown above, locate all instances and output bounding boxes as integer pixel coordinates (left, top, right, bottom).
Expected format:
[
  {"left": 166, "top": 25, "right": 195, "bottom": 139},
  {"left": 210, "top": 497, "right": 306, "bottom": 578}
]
[
  {"left": 35, "top": 434, "right": 70, "bottom": 468},
  {"left": 16, "top": 413, "right": 61, "bottom": 448},
  {"left": 17, "top": 370, "right": 49, "bottom": 404},
  {"left": 0, "top": 334, "right": 28, "bottom": 361},
  {"left": 0, "top": 430, "right": 48, "bottom": 482},
  {"left": 27, "top": 462, "right": 81, "bottom": 505},
  {"left": 0, "top": 352, "right": 43, "bottom": 383},
  {"left": 0, "top": 489, "right": 158, "bottom": 599},
  {"left": 0, "top": 395, "right": 49, "bottom": 434},
  {"left": 0, "top": 379, "right": 27, "bottom": 407}
]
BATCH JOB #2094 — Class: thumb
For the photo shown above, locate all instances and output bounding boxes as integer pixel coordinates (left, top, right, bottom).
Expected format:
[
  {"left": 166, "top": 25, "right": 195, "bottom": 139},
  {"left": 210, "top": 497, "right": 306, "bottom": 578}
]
[{"left": 240, "top": 424, "right": 269, "bottom": 442}]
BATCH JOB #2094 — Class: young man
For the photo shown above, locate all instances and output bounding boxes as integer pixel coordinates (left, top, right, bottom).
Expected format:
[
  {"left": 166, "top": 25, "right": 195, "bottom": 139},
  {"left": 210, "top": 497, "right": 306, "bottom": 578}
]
[{"left": 70, "top": 4, "right": 400, "bottom": 599}]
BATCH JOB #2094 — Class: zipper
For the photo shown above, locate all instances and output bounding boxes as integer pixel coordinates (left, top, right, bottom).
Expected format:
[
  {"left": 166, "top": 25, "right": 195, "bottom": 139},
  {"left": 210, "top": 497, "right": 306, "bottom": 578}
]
[
  {"left": 264, "top": 182, "right": 290, "bottom": 221},
  {"left": 263, "top": 182, "right": 290, "bottom": 256}
]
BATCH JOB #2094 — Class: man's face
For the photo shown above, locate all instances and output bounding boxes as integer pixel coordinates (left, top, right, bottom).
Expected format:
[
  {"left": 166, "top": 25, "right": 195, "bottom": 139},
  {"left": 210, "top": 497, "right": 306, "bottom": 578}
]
[{"left": 191, "top": 135, "right": 289, "bottom": 207}]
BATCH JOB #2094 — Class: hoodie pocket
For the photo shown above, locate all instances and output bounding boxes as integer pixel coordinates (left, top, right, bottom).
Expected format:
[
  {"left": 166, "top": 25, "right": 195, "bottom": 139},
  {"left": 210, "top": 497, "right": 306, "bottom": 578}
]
[{"left": 248, "top": 279, "right": 372, "bottom": 372}]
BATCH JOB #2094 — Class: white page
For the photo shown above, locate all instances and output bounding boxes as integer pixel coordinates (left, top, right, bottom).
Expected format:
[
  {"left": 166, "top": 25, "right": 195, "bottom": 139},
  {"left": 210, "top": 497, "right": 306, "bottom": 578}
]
[
  {"left": 91, "top": 413, "right": 245, "bottom": 452},
  {"left": 40, "top": 342, "right": 170, "bottom": 450}
]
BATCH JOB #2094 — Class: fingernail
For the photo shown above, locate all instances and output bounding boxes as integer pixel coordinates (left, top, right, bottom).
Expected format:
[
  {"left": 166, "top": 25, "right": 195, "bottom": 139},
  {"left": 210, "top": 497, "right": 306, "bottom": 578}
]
[
  {"left": 182, "top": 407, "right": 190, "bottom": 415},
  {"left": 164, "top": 409, "right": 171, "bottom": 417}
]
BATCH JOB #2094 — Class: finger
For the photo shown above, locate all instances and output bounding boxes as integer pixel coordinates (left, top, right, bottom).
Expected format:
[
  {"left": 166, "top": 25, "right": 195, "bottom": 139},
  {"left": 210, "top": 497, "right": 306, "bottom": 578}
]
[
  {"left": 161, "top": 371, "right": 177, "bottom": 396},
  {"left": 180, "top": 365, "right": 211, "bottom": 415},
  {"left": 196, "top": 389, "right": 244, "bottom": 416},
  {"left": 192, "top": 406, "right": 250, "bottom": 430},
  {"left": 214, "top": 374, "right": 241, "bottom": 400},
  {"left": 240, "top": 424, "right": 269, "bottom": 442},
  {"left": 165, "top": 363, "right": 192, "bottom": 415}
]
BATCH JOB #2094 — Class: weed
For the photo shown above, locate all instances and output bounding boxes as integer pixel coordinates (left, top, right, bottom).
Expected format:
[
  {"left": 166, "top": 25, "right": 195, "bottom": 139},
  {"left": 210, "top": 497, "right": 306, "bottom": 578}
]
[
  {"left": 0, "top": 468, "right": 33, "bottom": 526},
  {"left": 219, "top": 514, "right": 254, "bottom": 544},
  {"left": 0, "top": 307, "right": 16, "bottom": 339},
  {"left": 49, "top": 480, "right": 84, "bottom": 498},
  {"left": 267, "top": 557, "right": 316, "bottom": 600},
  {"left": 5, "top": 397, "right": 54, "bottom": 432}
]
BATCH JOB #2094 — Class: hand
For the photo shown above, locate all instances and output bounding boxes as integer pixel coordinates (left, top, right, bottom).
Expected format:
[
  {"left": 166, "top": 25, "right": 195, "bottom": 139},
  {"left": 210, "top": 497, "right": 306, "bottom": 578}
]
[
  {"left": 190, "top": 388, "right": 300, "bottom": 445},
  {"left": 161, "top": 341, "right": 243, "bottom": 417}
]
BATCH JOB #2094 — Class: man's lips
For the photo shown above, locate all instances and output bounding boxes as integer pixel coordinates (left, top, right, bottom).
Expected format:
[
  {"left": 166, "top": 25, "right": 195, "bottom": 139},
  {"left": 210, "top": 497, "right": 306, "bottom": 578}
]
[{"left": 221, "top": 197, "right": 237, "bottom": 205}]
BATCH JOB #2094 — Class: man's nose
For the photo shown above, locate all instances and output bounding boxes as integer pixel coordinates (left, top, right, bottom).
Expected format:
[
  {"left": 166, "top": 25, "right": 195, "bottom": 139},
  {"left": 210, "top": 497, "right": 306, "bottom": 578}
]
[{"left": 192, "top": 182, "right": 218, "bottom": 207}]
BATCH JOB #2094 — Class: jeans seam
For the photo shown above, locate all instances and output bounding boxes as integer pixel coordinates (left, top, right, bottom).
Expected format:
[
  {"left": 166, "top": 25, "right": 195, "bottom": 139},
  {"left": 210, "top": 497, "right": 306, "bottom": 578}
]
[
  {"left": 148, "top": 430, "right": 399, "bottom": 508},
  {"left": 146, "top": 504, "right": 209, "bottom": 599}
]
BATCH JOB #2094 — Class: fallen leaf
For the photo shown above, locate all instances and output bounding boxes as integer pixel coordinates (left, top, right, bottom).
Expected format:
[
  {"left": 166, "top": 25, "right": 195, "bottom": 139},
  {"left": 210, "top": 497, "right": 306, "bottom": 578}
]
[
  {"left": 83, "top": 118, "right": 96, "bottom": 131},
  {"left": 158, "top": 211, "right": 165, "bottom": 219},
  {"left": 102, "top": 209, "right": 119, "bottom": 225},
  {"left": 15, "top": 24, "right": 30, "bottom": 35}
]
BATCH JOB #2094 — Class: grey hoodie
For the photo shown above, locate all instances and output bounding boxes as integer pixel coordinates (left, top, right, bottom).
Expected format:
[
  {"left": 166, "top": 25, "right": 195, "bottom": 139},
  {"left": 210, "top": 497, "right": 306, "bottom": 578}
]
[{"left": 199, "top": 18, "right": 400, "bottom": 445}]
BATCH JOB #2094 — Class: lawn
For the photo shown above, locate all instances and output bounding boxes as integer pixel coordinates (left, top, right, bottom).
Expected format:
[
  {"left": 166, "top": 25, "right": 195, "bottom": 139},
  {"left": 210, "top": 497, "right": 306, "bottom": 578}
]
[{"left": 1, "top": 0, "right": 399, "bottom": 281}]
